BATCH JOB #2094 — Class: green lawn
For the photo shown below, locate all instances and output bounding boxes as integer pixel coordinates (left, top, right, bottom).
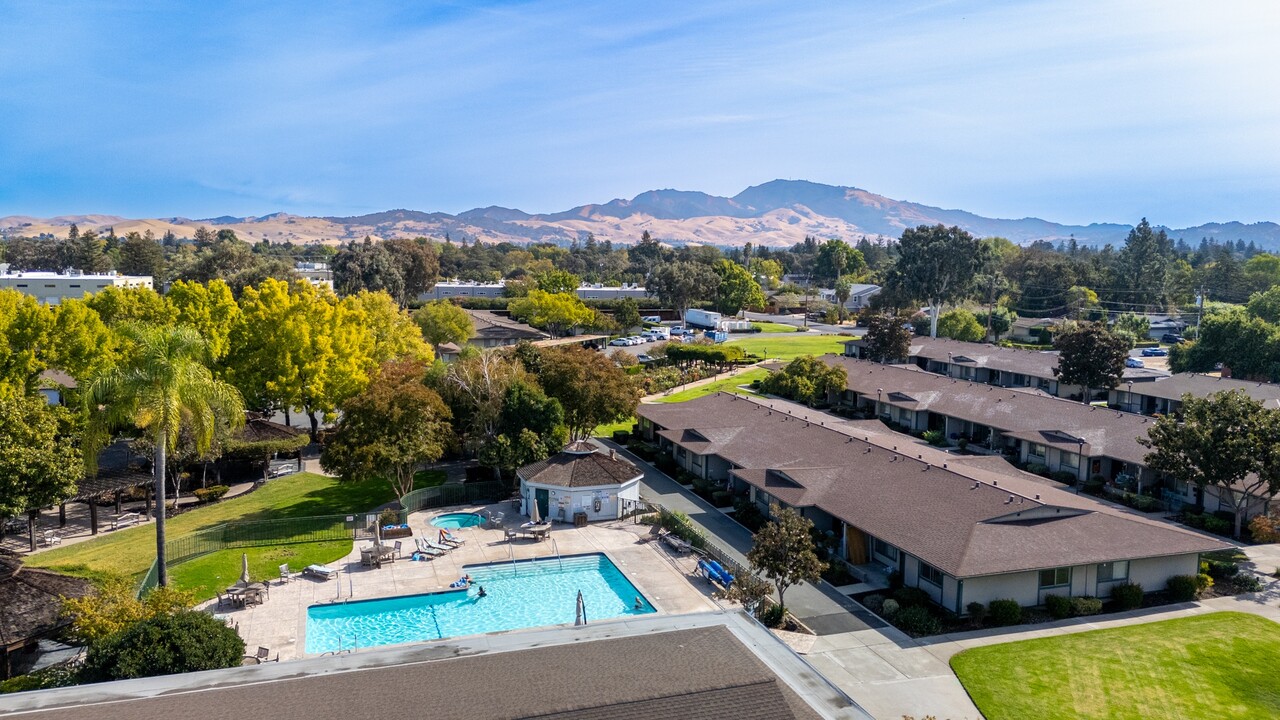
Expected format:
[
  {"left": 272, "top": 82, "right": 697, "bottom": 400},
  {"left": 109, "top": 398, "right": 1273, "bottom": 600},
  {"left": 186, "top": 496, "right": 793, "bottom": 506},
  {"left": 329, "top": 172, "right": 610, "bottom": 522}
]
[
  {"left": 593, "top": 417, "right": 637, "bottom": 437},
  {"left": 168, "top": 540, "right": 353, "bottom": 602},
  {"left": 655, "top": 368, "right": 769, "bottom": 403},
  {"left": 726, "top": 333, "right": 849, "bottom": 360},
  {"left": 950, "top": 612, "right": 1280, "bottom": 720},
  {"left": 749, "top": 321, "right": 799, "bottom": 333},
  {"left": 25, "top": 472, "right": 397, "bottom": 581},
  {"left": 412, "top": 469, "right": 447, "bottom": 488}
]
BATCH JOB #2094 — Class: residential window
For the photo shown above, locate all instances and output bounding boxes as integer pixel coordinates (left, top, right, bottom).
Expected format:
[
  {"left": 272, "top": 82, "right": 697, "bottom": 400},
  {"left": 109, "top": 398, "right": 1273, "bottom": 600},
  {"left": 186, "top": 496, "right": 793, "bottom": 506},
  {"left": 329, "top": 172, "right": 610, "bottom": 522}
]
[
  {"left": 919, "top": 561, "right": 943, "bottom": 586},
  {"left": 1030, "top": 443, "right": 1047, "bottom": 459},
  {"left": 1061, "top": 452, "right": 1079, "bottom": 470},
  {"left": 1097, "top": 561, "right": 1129, "bottom": 583},
  {"left": 1038, "top": 567, "right": 1071, "bottom": 588},
  {"left": 871, "top": 537, "right": 898, "bottom": 561}
]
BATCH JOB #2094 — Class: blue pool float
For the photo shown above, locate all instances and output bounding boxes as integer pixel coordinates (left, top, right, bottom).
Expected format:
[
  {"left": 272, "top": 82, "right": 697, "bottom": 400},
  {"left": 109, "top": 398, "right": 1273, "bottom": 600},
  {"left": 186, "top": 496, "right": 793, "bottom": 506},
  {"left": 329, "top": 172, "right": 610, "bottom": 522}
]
[{"left": 697, "top": 559, "right": 733, "bottom": 586}]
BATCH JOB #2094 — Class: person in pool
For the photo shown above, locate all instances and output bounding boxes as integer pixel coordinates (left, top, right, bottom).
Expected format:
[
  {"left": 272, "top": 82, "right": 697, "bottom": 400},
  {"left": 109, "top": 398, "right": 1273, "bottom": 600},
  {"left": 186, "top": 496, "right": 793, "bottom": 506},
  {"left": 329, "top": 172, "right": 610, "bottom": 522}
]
[
  {"left": 477, "top": 586, "right": 487, "bottom": 598},
  {"left": 634, "top": 597, "right": 643, "bottom": 610}
]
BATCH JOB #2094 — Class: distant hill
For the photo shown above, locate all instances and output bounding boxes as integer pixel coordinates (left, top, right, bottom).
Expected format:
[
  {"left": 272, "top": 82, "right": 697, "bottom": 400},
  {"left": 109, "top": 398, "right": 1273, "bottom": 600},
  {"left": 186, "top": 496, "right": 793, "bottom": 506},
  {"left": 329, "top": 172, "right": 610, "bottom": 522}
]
[{"left": 3, "top": 180, "right": 1278, "bottom": 250}]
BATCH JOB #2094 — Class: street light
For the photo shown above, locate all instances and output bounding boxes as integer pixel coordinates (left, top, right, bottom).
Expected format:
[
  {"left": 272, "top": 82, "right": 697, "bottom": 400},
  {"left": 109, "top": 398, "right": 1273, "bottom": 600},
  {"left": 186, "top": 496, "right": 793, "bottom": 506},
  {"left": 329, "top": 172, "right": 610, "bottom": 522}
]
[{"left": 1076, "top": 438, "right": 1085, "bottom": 494}]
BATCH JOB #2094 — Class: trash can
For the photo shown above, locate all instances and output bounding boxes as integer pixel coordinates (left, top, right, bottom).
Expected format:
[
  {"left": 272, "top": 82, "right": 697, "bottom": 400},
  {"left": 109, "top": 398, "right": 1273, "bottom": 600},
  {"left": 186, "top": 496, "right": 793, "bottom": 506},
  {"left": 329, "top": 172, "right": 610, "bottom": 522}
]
[{"left": 574, "top": 512, "right": 588, "bottom": 528}]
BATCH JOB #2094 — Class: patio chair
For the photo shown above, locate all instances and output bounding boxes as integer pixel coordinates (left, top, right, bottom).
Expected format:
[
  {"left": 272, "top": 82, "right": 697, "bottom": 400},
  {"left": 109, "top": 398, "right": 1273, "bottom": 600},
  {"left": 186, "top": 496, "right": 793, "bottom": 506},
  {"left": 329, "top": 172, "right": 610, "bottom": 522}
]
[
  {"left": 301, "top": 564, "right": 338, "bottom": 580},
  {"left": 392, "top": 540, "right": 404, "bottom": 558},
  {"left": 279, "top": 563, "right": 293, "bottom": 583},
  {"left": 423, "top": 538, "right": 453, "bottom": 554},
  {"left": 40, "top": 530, "right": 62, "bottom": 546},
  {"left": 438, "top": 529, "right": 465, "bottom": 546},
  {"left": 415, "top": 538, "right": 445, "bottom": 557}
]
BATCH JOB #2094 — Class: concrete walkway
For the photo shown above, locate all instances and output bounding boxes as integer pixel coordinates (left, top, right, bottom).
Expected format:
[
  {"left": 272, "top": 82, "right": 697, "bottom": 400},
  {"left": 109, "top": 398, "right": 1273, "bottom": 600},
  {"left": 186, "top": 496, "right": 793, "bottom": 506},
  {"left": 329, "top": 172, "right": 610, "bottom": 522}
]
[
  {"left": 640, "top": 364, "right": 759, "bottom": 403},
  {"left": 597, "top": 438, "right": 983, "bottom": 720}
]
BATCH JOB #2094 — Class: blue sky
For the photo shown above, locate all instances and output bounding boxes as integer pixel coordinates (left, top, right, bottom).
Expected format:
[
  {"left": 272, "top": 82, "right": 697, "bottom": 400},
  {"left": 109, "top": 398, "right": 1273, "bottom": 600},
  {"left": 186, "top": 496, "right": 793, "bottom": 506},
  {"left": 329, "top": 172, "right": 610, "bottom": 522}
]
[{"left": 1, "top": 0, "right": 1276, "bottom": 227}]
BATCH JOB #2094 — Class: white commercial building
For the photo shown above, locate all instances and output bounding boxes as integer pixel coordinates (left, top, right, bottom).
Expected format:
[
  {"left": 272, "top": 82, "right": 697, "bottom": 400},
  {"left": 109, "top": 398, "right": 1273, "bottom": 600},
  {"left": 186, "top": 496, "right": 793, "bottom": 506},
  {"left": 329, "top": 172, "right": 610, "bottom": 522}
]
[{"left": 0, "top": 265, "right": 153, "bottom": 305}]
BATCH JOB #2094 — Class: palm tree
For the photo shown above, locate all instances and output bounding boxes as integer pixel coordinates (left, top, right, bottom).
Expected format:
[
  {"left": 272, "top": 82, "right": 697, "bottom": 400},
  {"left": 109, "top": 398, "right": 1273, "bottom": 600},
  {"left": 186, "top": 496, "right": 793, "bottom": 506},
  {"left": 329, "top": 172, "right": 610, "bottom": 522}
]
[{"left": 85, "top": 324, "right": 244, "bottom": 587}]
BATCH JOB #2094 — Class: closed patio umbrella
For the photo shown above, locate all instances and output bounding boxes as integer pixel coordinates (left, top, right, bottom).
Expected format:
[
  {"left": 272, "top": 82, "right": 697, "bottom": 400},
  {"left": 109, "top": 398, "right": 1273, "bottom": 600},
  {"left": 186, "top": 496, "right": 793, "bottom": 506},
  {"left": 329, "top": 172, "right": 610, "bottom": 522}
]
[
  {"left": 574, "top": 590, "right": 586, "bottom": 626},
  {"left": 240, "top": 553, "right": 250, "bottom": 584},
  {"left": 529, "top": 496, "right": 541, "bottom": 524}
]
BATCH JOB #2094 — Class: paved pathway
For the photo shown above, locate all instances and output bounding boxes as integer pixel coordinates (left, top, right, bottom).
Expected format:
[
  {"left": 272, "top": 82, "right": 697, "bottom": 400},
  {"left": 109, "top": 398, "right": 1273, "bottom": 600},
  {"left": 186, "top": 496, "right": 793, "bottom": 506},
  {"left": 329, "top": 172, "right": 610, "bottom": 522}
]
[{"left": 640, "top": 364, "right": 759, "bottom": 403}]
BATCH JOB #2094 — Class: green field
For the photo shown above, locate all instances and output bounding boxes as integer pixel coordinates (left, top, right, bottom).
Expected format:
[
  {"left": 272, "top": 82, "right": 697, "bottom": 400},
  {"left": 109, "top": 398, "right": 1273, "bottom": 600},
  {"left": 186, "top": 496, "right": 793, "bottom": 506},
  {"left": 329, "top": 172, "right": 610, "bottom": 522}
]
[
  {"left": 726, "top": 333, "right": 850, "bottom": 360},
  {"left": 593, "top": 417, "right": 637, "bottom": 437},
  {"left": 950, "top": 612, "right": 1280, "bottom": 720},
  {"left": 25, "top": 472, "right": 398, "bottom": 581},
  {"left": 168, "top": 540, "right": 353, "bottom": 601},
  {"left": 749, "top": 321, "right": 800, "bottom": 333},
  {"left": 655, "top": 368, "right": 769, "bottom": 403}
]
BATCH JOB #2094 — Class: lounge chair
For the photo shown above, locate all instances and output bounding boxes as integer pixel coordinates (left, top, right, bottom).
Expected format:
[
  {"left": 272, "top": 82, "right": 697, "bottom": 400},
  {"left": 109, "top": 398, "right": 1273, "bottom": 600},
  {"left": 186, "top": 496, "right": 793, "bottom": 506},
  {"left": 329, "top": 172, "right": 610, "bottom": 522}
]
[
  {"left": 661, "top": 531, "right": 692, "bottom": 554},
  {"left": 302, "top": 564, "right": 338, "bottom": 580},
  {"left": 439, "top": 530, "right": 466, "bottom": 545},
  {"left": 423, "top": 538, "right": 453, "bottom": 554},
  {"left": 415, "top": 538, "right": 446, "bottom": 557}
]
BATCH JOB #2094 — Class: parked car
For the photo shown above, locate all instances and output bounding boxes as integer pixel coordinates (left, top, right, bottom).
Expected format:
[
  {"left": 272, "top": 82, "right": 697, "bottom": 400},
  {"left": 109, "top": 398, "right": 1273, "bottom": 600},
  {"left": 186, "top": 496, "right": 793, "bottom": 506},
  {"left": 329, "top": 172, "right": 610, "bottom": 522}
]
[
  {"left": 636, "top": 354, "right": 654, "bottom": 363},
  {"left": 670, "top": 326, "right": 689, "bottom": 336},
  {"left": 628, "top": 336, "right": 646, "bottom": 345},
  {"left": 609, "top": 338, "right": 630, "bottom": 346},
  {"left": 641, "top": 315, "right": 662, "bottom": 324},
  {"left": 1141, "top": 347, "right": 1169, "bottom": 357},
  {"left": 1161, "top": 333, "right": 1186, "bottom": 344},
  {"left": 1125, "top": 357, "right": 1145, "bottom": 368}
]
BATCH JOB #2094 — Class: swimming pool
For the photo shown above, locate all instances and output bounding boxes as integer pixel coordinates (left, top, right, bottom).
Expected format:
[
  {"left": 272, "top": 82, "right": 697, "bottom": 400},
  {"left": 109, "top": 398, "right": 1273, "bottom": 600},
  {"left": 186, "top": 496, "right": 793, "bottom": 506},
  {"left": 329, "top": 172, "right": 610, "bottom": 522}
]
[
  {"left": 304, "top": 553, "right": 654, "bottom": 654},
  {"left": 429, "top": 512, "right": 484, "bottom": 529}
]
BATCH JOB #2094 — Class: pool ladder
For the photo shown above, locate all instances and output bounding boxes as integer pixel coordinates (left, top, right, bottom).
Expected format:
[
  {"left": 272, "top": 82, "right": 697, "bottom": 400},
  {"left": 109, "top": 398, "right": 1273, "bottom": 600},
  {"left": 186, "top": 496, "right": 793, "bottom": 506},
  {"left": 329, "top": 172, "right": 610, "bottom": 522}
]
[
  {"left": 508, "top": 542, "right": 518, "bottom": 576},
  {"left": 550, "top": 537, "right": 564, "bottom": 571}
]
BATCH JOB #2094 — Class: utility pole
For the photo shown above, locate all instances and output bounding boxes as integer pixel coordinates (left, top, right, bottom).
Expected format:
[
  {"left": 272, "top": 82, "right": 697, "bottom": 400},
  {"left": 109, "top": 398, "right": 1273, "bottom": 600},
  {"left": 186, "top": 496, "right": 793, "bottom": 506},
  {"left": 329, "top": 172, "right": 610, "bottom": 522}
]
[
  {"left": 804, "top": 274, "right": 812, "bottom": 329},
  {"left": 1196, "top": 285, "right": 1205, "bottom": 337}
]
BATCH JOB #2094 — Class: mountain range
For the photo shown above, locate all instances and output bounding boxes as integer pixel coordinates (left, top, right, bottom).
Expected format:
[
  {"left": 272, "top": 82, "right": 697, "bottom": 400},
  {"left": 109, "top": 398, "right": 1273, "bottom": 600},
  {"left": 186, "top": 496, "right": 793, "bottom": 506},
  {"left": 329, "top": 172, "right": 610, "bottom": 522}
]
[{"left": 3, "top": 180, "right": 1278, "bottom": 250}]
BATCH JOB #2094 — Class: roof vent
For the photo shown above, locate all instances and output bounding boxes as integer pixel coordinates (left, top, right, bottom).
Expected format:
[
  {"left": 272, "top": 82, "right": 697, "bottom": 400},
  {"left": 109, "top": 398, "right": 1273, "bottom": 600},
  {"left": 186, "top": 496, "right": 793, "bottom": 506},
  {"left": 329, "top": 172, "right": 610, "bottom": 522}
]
[
  {"left": 864, "top": 447, "right": 872, "bottom": 453},
  {"left": 971, "top": 481, "right": 979, "bottom": 489},
  {"left": 1006, "top": 495, "right": 1014, "bottom": 504},
  {"left": 943, "top": 463, "right": 948, "bottom": 469},
  {"left": 992, "top": 480, "right": 998, "bottom": 487},
  {"left": 1035, "top": 494, "right": 1041, "bottom": 500}
]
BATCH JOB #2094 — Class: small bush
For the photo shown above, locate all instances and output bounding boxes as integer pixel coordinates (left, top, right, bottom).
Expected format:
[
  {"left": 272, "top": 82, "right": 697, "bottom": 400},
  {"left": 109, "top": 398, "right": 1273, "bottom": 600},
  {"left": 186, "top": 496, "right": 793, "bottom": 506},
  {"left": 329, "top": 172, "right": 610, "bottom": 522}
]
[
  {"left": 1071, "top": 596, "right": 1103, "bottom": 616},
  {"left": 1131, "top": 494, "right": 1159, "bottom": 512},
  {"left": 83, "top": 611, "right": 244, "bottom": 681},
  {"left": 893, "top": 587, "right": 931, "bottom": 608},
  {"left": 612, "top": 430, "right": 630, "bottom": 444},
  {"left": 1204, "top": 559, "right": 1239, "bottom": 581},
  {"left": 757, "top": 603, "right": 785, "bottom": 628},
  {"left": 880, "top": 599, "right": 900, "bottom": 618},
  {"left": 1182, "top": 512, "right": 1205, "bottom": 529},
  {"left": 711, "top": 490, "right": 733, "bottom": 508},
  {"left": 1166, "top": 574, "right": 1200, "bottom": 602},
  {"left": 1110, "top": 582, "right": 1144, "bottom": 610},
  {"left": 1049, "top": 470, "right": 1078, "bottom": 485},
  {"left": 988, "top": 599, "right": 1022, "bottom": 626},
  {"left": 966, "top": 601, "right": 988, "bottom": 627},
  {"left": 1202, "top": 515, "right": 1232, "bottom": 536},
  {"left": 192, "top": 485, "right": 229, "bottom": 503},
  {"left": 1232, "top": 573, "right": 1263, "bottom": 593},
  {"left": 862, "top": 594, "right": 885, "bottom": 613},
  {"left": 1044, "top": 593, "right": 1072, "bottom": 619},
  {"left": 922, "top": 430, "right": 947, "bottom": 447},
  {"left": 1197, "top": 573, "right": 1215, "bottom": 593},
  {"left": 378, "top": 507, "right": 401, "bottom": 527},
  {"left": 892, "top": 605, "right": 942, "bottom": 636},
  {"left": 1026, "top": 463, "right": 1050, "bottom": 477},
  {"left": 888, "top": 570, "right": 904, "bottom": 590}
]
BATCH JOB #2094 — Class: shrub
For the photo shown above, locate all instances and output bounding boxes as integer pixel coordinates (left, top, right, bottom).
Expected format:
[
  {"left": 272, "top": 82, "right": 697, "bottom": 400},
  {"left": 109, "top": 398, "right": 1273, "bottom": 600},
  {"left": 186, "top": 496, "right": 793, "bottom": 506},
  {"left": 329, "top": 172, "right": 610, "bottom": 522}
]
[
  {"left": 1044, "top": 593, "right": 1072, "bottom": 619},
  {"left": 192, "top": 485, "right": 229, "bottom": 503},
  {"left": 1203, "top": 559, "right": 1239, "bottom": 581},
  {"left": 1130, "top": 494, "right": 1159, "bottom": 512},
  {"left": 892, "top": 605, "right": 942, "bottom": 636},
  {"left": 893, "top": 587, "right": 931, "bottom": 608},
  {"left": 862, "top": 594, "right": 885, "bottom": 613},
  {"left": 988, "top": 599, "right": 1022, "bottom": 626},
  {"left": 731, "top": 497, "right": 765, "bottom": 532},
  {"left": 1026, "top": 463, "right": 1050, "bottom": 477},
  {"left": 1110, "top": 582, "right": 1144, "bottom": 610},
  {"left": 1071, "top": 596, "right": 1103, "bottom": 616},
  {"left": 1232, "top": 573, "right": 1264, "bottom": 593},
  {"left": 711, "top": 490, "right": 733, "bottom": 508},
  {"left": 1048, "top": 470, "right": 1077, "bottom": 485},
  {"left": 1197, "top": 573, "right": 1215, "bottom": 593},
  {"left": 1166, "top": 574, "right": 1200, "bottom": 602},
  {"left": 83, "top": 611, "right": 244, "bottom": 681},
  {"left": 757, "top": 603, "right": 785, "bottom": 628},
  {"left": 922, "top": 430, "right": 947, "bottom": 447},
  {"left": 378, "top": 507, "right": 401, "bottom": 527},
  {"left": 888, "top": 570, "right": 904, "bottom": 590},
  {"left": 611, "top": 430, "right": 630, "bottom": 444},
  {"left": 966, "top": 601, "right": 988, "bottom": 627},
  {"left": 880, "top": 599, "right": 900, "bottom": 618},
  {"left": 1202, "top": 515, "right": 1232, "bottom": 536}
]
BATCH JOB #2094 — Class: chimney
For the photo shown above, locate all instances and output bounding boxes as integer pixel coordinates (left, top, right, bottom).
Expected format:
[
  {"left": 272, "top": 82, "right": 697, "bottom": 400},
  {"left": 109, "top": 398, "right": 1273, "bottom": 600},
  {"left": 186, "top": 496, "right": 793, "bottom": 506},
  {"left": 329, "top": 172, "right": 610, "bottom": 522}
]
[{"left": 609, "top": 449, "right": 616, "bottom": 460}]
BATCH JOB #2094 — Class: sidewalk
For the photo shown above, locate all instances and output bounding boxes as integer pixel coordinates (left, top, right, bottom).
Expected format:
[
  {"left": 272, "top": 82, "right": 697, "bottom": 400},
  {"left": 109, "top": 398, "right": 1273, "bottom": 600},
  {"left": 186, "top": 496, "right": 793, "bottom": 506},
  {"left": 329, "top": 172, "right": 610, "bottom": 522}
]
[{"left": 640, "top": 364, "right": 758, "bottom": 403}]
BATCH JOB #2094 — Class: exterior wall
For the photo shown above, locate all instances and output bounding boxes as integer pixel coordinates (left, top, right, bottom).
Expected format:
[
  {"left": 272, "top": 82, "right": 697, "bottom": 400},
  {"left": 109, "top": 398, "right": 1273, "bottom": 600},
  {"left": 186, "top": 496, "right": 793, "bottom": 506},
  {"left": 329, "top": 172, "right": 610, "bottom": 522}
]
[
  {"left": 961, "top": 553, "right": 1203, "bottom": 612},
  {"left": 705, "top": 455, "right": 732, "bottom": 482},
  {"left": 0, "top": 273, "right": 153, "bottom": 305},
  {"left": 420, "top": 283, "right": 649, "bottom": 302},
  {"left": 519, "top": 478, "right": 640, "bottom": 522}
]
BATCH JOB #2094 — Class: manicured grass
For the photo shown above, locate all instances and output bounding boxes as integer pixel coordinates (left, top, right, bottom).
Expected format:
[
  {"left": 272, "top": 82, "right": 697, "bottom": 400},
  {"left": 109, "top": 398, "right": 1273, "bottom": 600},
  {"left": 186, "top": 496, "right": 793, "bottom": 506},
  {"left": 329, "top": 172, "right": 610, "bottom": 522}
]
[
  {"left": 168, "top": 540, "right": 353, "bottom": 602},
  {"left": 726, "top": 333, "right": 849, "bottom": 360},
  {"left": 412, "top": 469, "right": 448, "bottom": 488},
  {"left": 655, "top": 368, "right": 769, "bottom": 403},
  {"left": 950, "top": 612, "right": 1280, "bottom": 720},
  {"left": 593, "top": 417, "right": 637, "bottom": 437},
  {"left": 749, "top": 321, "right": 799, "bottom": 333},
  {"left": 25, "top": 472, "right": 397, "bottom": 581}
]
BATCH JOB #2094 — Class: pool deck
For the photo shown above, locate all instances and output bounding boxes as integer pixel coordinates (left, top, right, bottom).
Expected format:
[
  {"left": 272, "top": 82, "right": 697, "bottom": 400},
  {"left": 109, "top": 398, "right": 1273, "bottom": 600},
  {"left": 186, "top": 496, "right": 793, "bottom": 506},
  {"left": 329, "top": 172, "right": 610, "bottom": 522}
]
[{"left": 202, "top": 503, "right": 722, "bottom": 661}]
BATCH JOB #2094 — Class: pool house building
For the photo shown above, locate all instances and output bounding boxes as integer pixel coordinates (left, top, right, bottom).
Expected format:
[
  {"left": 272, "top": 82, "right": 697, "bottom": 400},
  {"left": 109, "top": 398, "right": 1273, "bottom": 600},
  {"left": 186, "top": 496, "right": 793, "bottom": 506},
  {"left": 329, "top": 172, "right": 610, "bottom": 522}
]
[{"left": 517, "top": 442, "right": 643, "bottom": 523}]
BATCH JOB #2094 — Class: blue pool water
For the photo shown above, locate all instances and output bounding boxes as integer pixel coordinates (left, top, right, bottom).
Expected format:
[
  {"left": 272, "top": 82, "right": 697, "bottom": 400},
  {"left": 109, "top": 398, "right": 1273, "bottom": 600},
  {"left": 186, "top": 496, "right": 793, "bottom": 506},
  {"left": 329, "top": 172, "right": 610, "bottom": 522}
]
[
  {"left": 429, "top": 512, "right": 484, "bottom": 529},
  {"left": 304, "top": 554, "right": 654, "bottom": 653}
]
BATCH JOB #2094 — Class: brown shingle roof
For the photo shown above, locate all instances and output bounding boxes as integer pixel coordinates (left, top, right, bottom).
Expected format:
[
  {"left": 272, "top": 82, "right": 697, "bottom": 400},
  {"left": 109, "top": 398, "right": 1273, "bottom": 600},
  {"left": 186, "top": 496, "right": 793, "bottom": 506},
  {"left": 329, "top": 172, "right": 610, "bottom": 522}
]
[
  {"left": 1133, "top": 372, "right": 1280, "bottom": 408},
  {"left": 0, "top": 558, "right": 93, "bottom": 650},
  {"left": 518, "top": 444, "right": 642, "bottom": 488},
  {"left": 638, "top": 393, "right": 1229, "bottom": 578},
  {"left": 12, "top": 625, "right": 827, "bottom": 720},
  {"left": 822, "top": 355, "right": 1157, "bottom": 465},
  {"left": 467, "top": 309, "right": 549, "bottom": 342}
]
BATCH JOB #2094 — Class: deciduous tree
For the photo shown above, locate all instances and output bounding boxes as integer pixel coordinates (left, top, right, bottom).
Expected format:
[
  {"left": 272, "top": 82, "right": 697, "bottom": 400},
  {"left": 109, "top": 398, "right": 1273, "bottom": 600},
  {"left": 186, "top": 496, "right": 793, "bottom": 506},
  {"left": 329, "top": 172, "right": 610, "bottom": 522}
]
[
  {"left": 863, "top": 314, "right": 912, "bottom": 363},
  {"left": 414, "top": 300, "right": 474, "bottom": 354},
  {"left": 747, "top": 504, "right": 826, "bottom": 612},
  {"left": 714, "top": 259, "right": 766, "bottom": 315},
  {"left": 937, "top": 309, "right": 986, "bottom": 342},
  {"left": 0, "top": 388, "right": 82, "bottom": 552},
  {"left": 1053, "top": 322, "right": 1129, "bottom": 403},
  {"left": 167, "top": 279, "right": 241, "bottom": 362},
  {"left": 888, "top": 225, "right": 990, "bottom": 337},
  {"left": 537, "top": 346, "right": 640, "bottom": 440},
  {"left": 321, "top": 359, "right": 453, "bottom": 499},
  {"left": 508, "top": 290, "right": 594, "bottom": 338}
]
